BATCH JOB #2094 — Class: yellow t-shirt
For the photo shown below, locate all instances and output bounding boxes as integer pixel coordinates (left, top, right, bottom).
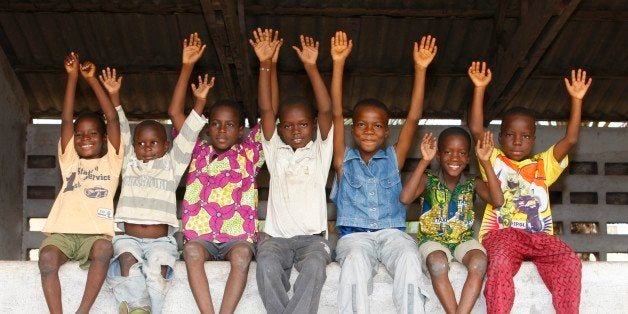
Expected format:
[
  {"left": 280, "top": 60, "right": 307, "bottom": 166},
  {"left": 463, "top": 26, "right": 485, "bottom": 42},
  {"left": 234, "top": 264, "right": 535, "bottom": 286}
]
[
  {"left": 478, "top": 145, "right": 568, "bottom": 242},
  {"left": 42, "top": 138, "right": 123, "bottom": 237}
]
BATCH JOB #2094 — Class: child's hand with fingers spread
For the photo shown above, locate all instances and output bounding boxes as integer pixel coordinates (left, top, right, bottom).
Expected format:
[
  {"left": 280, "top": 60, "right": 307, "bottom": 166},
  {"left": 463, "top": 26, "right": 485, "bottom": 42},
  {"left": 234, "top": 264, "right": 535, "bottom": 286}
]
[
  {"left": 271, "top": 29, "right": 283, "bottom": 63},
  {"left": 414, "top": 35, "right": 437, "bottom": 69},
  {"left": 191, "top": 74, "right": 216, "bottom": 100},
  {"left": 476, "top": 131, "right": 495, "bottom": 162},
  {"left": 249, "top": 28, "right": 279, "bottom": 62},
  {"left": 420, "top": 133, "right": 437, "bottom": 162},
  {"left": 80, "top": 61, "right": 96, "bottom": 78},
  {"left": 64, "top": 52, "right": 79, "bottom": 75},
  {"left": 98, "top": 67, "right": 123, "bottom": 94},
  {"left": 468, "top": 61, "right": 492, "bottom": 87},
  {"left": 182, "top": 32, "right": 206, "bottom": 65},
  {"left": 564, "top": 69, "right": 592, "bottom": 100},
  {"left": 331, "top": 31, "right": 353, "bottom": 62},
  {"left": 293, "top": 35, "right": 319, "bottom": 66}
]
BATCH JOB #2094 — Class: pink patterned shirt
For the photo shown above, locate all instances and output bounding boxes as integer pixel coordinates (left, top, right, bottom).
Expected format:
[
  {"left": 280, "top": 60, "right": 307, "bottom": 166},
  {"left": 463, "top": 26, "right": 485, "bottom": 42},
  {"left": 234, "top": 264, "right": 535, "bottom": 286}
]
[{"left": 181, "top": 125, "right": 264, "bottom": 243}]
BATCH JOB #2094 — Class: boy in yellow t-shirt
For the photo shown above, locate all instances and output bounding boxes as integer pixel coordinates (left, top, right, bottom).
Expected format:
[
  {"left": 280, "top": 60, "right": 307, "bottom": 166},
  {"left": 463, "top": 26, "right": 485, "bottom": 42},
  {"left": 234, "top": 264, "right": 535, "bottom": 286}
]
[{"left": 468, "top": 62, "right": 592, "bottom": 314}]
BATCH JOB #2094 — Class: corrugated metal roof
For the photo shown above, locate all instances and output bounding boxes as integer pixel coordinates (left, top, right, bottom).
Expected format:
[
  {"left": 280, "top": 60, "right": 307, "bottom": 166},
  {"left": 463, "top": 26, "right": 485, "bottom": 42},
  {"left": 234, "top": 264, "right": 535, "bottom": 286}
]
[{"left": 0, "top": 0, "right": 625, "bottom": 121}]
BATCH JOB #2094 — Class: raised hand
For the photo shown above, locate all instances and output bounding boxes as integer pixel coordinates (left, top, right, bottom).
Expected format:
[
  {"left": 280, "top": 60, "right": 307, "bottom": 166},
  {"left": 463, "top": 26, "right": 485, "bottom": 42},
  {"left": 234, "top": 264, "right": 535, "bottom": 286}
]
[
  {"left": 420, "top": 133, "right": 437, "bottom": 162},
  {"left": 271, "top": 30, "right": 283, "bottom": 63},
  {"left": 80, "top": 61, "right": 96, "bottom": 78},
  {"left": 98, "top": 67, "right": 123, "bottom": 94},
  {"left": 413, "top": 35, "right": 437, "bottom": 69},
  {"left": 191, "top": 74, "right": 215, "bottom": 100},
  {"left": 64, "top": 52, "right": 79, "bottom": 75},
  {"left": 564, "top": 69, "right": 592, "bottom": 100},
  {"left": 468, "top": 61, "right": 492, "bottom": 87},
  {"left": 476, "top": 131, "right": 495, "bottom": 162},
  {"left": 293, "top": 35, "right": 319, "bottom": 66},
  {"left": 249, "top": 28, "right": 279, "bottom": 62},
  {"left": 331, "top": 31, "right": 353, "bottom": 62},
  {"left": 182, "top": 32, "right": 206, "bottom": 65}
]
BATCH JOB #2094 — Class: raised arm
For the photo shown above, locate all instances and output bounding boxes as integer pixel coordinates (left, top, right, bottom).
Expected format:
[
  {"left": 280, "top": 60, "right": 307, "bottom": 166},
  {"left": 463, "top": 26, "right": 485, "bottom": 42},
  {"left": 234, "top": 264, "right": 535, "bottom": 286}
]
[
  {"left": 293, "top": 35, "right": 333, "bottom": 139},
  {"left": 400, "top": 133, "right": 436, "bottom": 204},
  {"left": 475, "top": 131, "right": 504, "bottom": 207},
  {"left": 191, "top": 74, "right": 215, "bottom": 116},
  {"left": 98, "top": 67, "right": 123, "bottom": 108},
  {"left": 467, "top": 61, "right": 492, "bottom": 143},
  {"left": 250, "top": 28, "right": 280, "bottom": 140},
  {"left": 553, "top": 69, "right": 592, "bottom": 162},
  {"left": 168, "top": 32, "right": 206, "bottom": 132},
  {"left": 271, "top": 30, "right": 283, "bottom": 116},
  {"left": 395, "top": 35, "right": 437, "bottom": 169},
  {"left": 330, "top": 31, "right": 353, "bottom": 174},
  {"left": 80, "top": 61, "right": 120, "bottom": 152},
  {"left": 60, "top": 52, "right": 79, "bottom": 151}
]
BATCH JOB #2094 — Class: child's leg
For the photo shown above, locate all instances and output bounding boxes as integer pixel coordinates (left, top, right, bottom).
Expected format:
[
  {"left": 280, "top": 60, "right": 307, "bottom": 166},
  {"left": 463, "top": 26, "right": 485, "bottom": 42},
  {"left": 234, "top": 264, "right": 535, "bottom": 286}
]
[
  {"left": 144, "top": 236, "right": 179, "bottom": 314},
  {"left": 456, "top": 240, "right": 487, "bottom": 314},
  {"left": 221, "top": 242, "right": 254, "bottom": 314},
  {"left": 290, "top": 235, "right": 332, "bottom": 314},
  {"left": 377, "top": 229, "right": 425, "bottom": 314},
  {"left": 107, "top": 235, "right": 150, "bottom": 310},
  {"left": 529, "top": 234, "right": 581, "bottom": 314},
  {"left": 183, "top": 240, "right": 214, "bottom": 313},
  {"left": 255, "top": 236, "right": 295, "bottom": 313},
  {"left": 77, "top": 237, "right": 113, "bottom": 314},
  {"left": 335, "top": 232, "right": 379, "bottom": 314},
  {"left": 39, "top": 241, "right": 70, "bottom": 314},
  {"left": 420, "top": 241, "right": 456, "bottom": 314},
  {"left": 483, "top": 229, "right": 526, "bottom": 314}
]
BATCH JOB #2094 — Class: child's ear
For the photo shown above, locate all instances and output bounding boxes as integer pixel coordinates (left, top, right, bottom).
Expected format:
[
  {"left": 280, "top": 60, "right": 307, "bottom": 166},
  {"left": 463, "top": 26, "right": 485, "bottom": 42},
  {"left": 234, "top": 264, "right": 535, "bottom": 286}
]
[{"left": 238, "top": 125, "right": 245, "bottom": 138}]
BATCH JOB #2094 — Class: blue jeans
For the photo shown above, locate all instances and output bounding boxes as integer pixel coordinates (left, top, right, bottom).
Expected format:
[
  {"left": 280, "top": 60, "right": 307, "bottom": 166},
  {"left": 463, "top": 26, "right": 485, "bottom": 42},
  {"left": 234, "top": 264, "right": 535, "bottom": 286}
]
[{"left": 107, "top": 235, "right": 178, "bottom": 314}]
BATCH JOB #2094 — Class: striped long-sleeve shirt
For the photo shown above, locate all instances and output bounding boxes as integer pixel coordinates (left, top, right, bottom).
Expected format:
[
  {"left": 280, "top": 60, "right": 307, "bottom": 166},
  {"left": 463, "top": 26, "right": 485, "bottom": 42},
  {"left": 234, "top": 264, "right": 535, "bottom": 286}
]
[{"left": 115, "top": 106, "right": 207, "bottom": 235}]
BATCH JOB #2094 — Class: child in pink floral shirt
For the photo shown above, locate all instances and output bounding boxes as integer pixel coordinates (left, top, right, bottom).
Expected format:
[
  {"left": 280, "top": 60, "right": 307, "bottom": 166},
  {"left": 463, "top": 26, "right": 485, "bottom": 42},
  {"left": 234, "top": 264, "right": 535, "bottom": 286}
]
[{"left": 168, "top": 33, "right": 265, "bottom": 313}]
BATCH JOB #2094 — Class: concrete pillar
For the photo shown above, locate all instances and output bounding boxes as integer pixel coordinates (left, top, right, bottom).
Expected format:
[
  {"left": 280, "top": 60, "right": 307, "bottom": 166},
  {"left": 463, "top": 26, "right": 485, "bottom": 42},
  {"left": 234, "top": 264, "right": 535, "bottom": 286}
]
[{"left": 0, "top": 47, "right": 29, "bottom": 259}]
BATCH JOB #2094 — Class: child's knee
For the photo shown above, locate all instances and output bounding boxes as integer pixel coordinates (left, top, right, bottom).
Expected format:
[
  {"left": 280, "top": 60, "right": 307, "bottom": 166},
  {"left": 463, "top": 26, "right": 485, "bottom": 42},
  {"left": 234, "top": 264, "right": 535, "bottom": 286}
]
[
  {"left": 467, "top": 255, "right": 488, "bottom": 276},
  {"left": 426, "top": 251, "right": 449, "bottom": 276},
  {"left": 38, "top": 247, "right": 63, "bottom": 275},
  {"left": 183, "top": 242, "right": 206, "bottom": 263},
  {"left": 228, "top": 245, "right": 253, "bottom": 272},
  {"left": 90, "top": 240, "right": 113, "bottom": 263},
  {"left": 118, "top": 252, "right": 139, "bottom": 275}
]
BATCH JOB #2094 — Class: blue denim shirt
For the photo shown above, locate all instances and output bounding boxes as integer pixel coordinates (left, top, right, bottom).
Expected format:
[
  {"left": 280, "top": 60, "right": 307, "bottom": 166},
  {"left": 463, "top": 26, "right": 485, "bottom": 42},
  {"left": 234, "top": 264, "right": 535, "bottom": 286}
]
[{"left": 331, "top": 146, "right": 407, "bottom": 230}]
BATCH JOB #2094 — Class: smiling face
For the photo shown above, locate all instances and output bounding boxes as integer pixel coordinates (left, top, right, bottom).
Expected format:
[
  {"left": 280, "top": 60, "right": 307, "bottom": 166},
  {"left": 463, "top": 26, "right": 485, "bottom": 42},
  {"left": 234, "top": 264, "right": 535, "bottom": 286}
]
[
  {"left": 278, "top": 104, "right": 316, "bottom": 150},
  {"left": 207, "top": 106, "right": 244, "bottom": 154},
  {"left": 351, "top": 105, "right": 390, "bottom": 162},
  {"left": 437, "top": 134, "right": 470, "bottom": 179},
  {"left": 499, "top": 114, "right": 536, "bottom": 161},
  {"left": 73, "top": 117, "right": 106, "bottom": 159},
  {"left": 133, "top": 121, "right": 169, "bottom": 163}
]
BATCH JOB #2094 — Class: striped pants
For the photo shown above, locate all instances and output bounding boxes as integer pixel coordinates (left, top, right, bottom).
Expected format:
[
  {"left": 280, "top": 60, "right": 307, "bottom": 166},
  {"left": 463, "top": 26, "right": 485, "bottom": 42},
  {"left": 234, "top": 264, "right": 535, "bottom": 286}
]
[{"left": 483, "top": 228, "right": 581, "bottom": 314}]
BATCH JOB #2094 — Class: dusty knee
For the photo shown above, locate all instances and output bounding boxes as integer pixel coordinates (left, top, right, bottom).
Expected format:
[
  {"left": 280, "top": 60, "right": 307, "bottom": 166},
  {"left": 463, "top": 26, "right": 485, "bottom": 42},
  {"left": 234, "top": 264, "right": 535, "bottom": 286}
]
[
  {"left": 228, "top": 245, "right": 253, "bottom": 272},
  {"left": 426, "top": 252, "right": 449, "bottom": 277},
  {"left": 89, "top": 240, "right": 113, "bottom": 263},
  {"left": 183, "top": 242, "right": 206, "bottom": 263},
  {"left": 118, "top": 252, "right": 139, "bottom": 275},
  {"left": 468, "top": 256, "right": 488, "bottom": 275}
]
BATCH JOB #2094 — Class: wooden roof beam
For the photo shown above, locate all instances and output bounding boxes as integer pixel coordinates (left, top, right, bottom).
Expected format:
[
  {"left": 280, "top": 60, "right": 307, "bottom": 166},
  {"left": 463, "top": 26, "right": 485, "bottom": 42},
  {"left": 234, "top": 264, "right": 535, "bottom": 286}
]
[
  {"left": 485, "top": 0, "right": 582, "bottom": 121},
  {"left": 200, "top": 0, "right": 254, "bottom": 123}
]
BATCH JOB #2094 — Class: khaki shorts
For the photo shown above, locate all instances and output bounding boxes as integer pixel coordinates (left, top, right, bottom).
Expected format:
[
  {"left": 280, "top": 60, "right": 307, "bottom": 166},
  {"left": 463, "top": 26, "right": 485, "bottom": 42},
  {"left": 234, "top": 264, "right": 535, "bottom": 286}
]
[
  {"left": 418, "top": 239, "right": 486, "bottom": 273},
  {"left": 40, "top": 233, "right": 110, "bottom": 269}
]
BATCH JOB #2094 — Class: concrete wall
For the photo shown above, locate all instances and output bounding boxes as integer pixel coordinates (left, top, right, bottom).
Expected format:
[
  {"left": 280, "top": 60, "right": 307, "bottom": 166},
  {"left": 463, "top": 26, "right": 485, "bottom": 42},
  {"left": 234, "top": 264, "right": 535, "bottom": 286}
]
[
  {"left": 0, "top": 261, "right": 627, "bottom": 313},
  {"left": 0, "top": 48, "right": 28, "bottom": 260}
]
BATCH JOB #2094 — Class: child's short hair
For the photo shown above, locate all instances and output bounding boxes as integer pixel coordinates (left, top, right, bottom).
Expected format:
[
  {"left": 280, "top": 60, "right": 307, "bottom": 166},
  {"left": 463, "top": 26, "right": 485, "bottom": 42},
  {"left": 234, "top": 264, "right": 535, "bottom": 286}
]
[
  {"left": 502, "top": 106, "right": 536, "bottom": 122},
  {"left": 352, "top": 98, "right": 390, "bottom": 120},
  {"left": 74, "top": 112, "right": 106, "bottom": 135},
  {"left": 134, "top": 120, "right": 167, "bottom": 140},
  {"left": 208, "top": 99, "right": 246, "bottom": 126},
  {"left": 279, "top": 96, "right": 316, "bottom": 121},
  {"left": 437, "top": 126, "right": 471, "bottom": 152}
]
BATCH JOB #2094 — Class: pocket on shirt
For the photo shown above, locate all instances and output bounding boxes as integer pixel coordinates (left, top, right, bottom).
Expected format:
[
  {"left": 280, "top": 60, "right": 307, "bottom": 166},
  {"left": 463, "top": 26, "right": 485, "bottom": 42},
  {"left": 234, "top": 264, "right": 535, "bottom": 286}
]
[{"left": 379, "top": 174, "right": 401, "bottom": 206}]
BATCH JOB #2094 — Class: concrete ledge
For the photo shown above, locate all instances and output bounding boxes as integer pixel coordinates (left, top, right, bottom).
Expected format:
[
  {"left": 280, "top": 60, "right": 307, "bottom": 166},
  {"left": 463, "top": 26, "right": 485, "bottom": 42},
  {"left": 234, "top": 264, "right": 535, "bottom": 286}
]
[{"left": 0, "top": 261, "right": 626, "bottom": 313}]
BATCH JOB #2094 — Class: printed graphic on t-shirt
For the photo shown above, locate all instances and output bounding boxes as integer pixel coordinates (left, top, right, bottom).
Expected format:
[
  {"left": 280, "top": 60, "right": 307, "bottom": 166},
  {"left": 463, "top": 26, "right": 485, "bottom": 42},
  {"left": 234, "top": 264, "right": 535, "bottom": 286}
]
[
  {"left": 63, "top": 165, "right": 111, "bottom": 198},
  {"left": 488, "top": 157, "right": 551, "bottom": 234}
]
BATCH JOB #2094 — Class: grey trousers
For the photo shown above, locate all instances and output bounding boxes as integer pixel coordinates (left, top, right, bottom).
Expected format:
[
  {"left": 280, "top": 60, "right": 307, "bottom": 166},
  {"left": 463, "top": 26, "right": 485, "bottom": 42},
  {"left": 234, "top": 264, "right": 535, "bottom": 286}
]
[
  {"left": 335, "top": 229, "right": 427, "bottom": 314},
  {"left": 256, "top": 234, "right": 332, "bottom": 314}
]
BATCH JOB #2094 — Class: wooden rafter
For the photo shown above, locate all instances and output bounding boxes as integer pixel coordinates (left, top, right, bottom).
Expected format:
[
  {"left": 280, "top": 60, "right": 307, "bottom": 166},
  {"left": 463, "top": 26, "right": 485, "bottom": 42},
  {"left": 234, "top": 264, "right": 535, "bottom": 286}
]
[
  {"left": 200, "top": 0, "right": 254, "bottom": 122},
  {"left": 485, "top": 0, "right": 582, "bottom": 121}
]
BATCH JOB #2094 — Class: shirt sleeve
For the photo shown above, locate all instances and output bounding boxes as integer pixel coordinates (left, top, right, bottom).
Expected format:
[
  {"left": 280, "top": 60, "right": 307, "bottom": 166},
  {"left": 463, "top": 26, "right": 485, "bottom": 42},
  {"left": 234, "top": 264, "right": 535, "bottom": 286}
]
[
  {"left": 245, "top": 124, "right": 265, "bottom": 169},
  {"left": 542, "top": 145, "right": 568, "bottom": 186},
  {"left": 170, "top": 110, "right": 207, "bottom": 183},
  {"left": 58, "top": 137, "right": 78, "bottom": 173},
  {"left": 317, "top": 124, "right": 334, "bottom": 183},
  {"left": 261, "top": 128, "right": 280, "bottom": 173},
  {"left": 115, "top": 106, "right": 134, "bottom": 164},
  {"left": 105, "top": 138, "right": 125, "bottom": 177}
]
